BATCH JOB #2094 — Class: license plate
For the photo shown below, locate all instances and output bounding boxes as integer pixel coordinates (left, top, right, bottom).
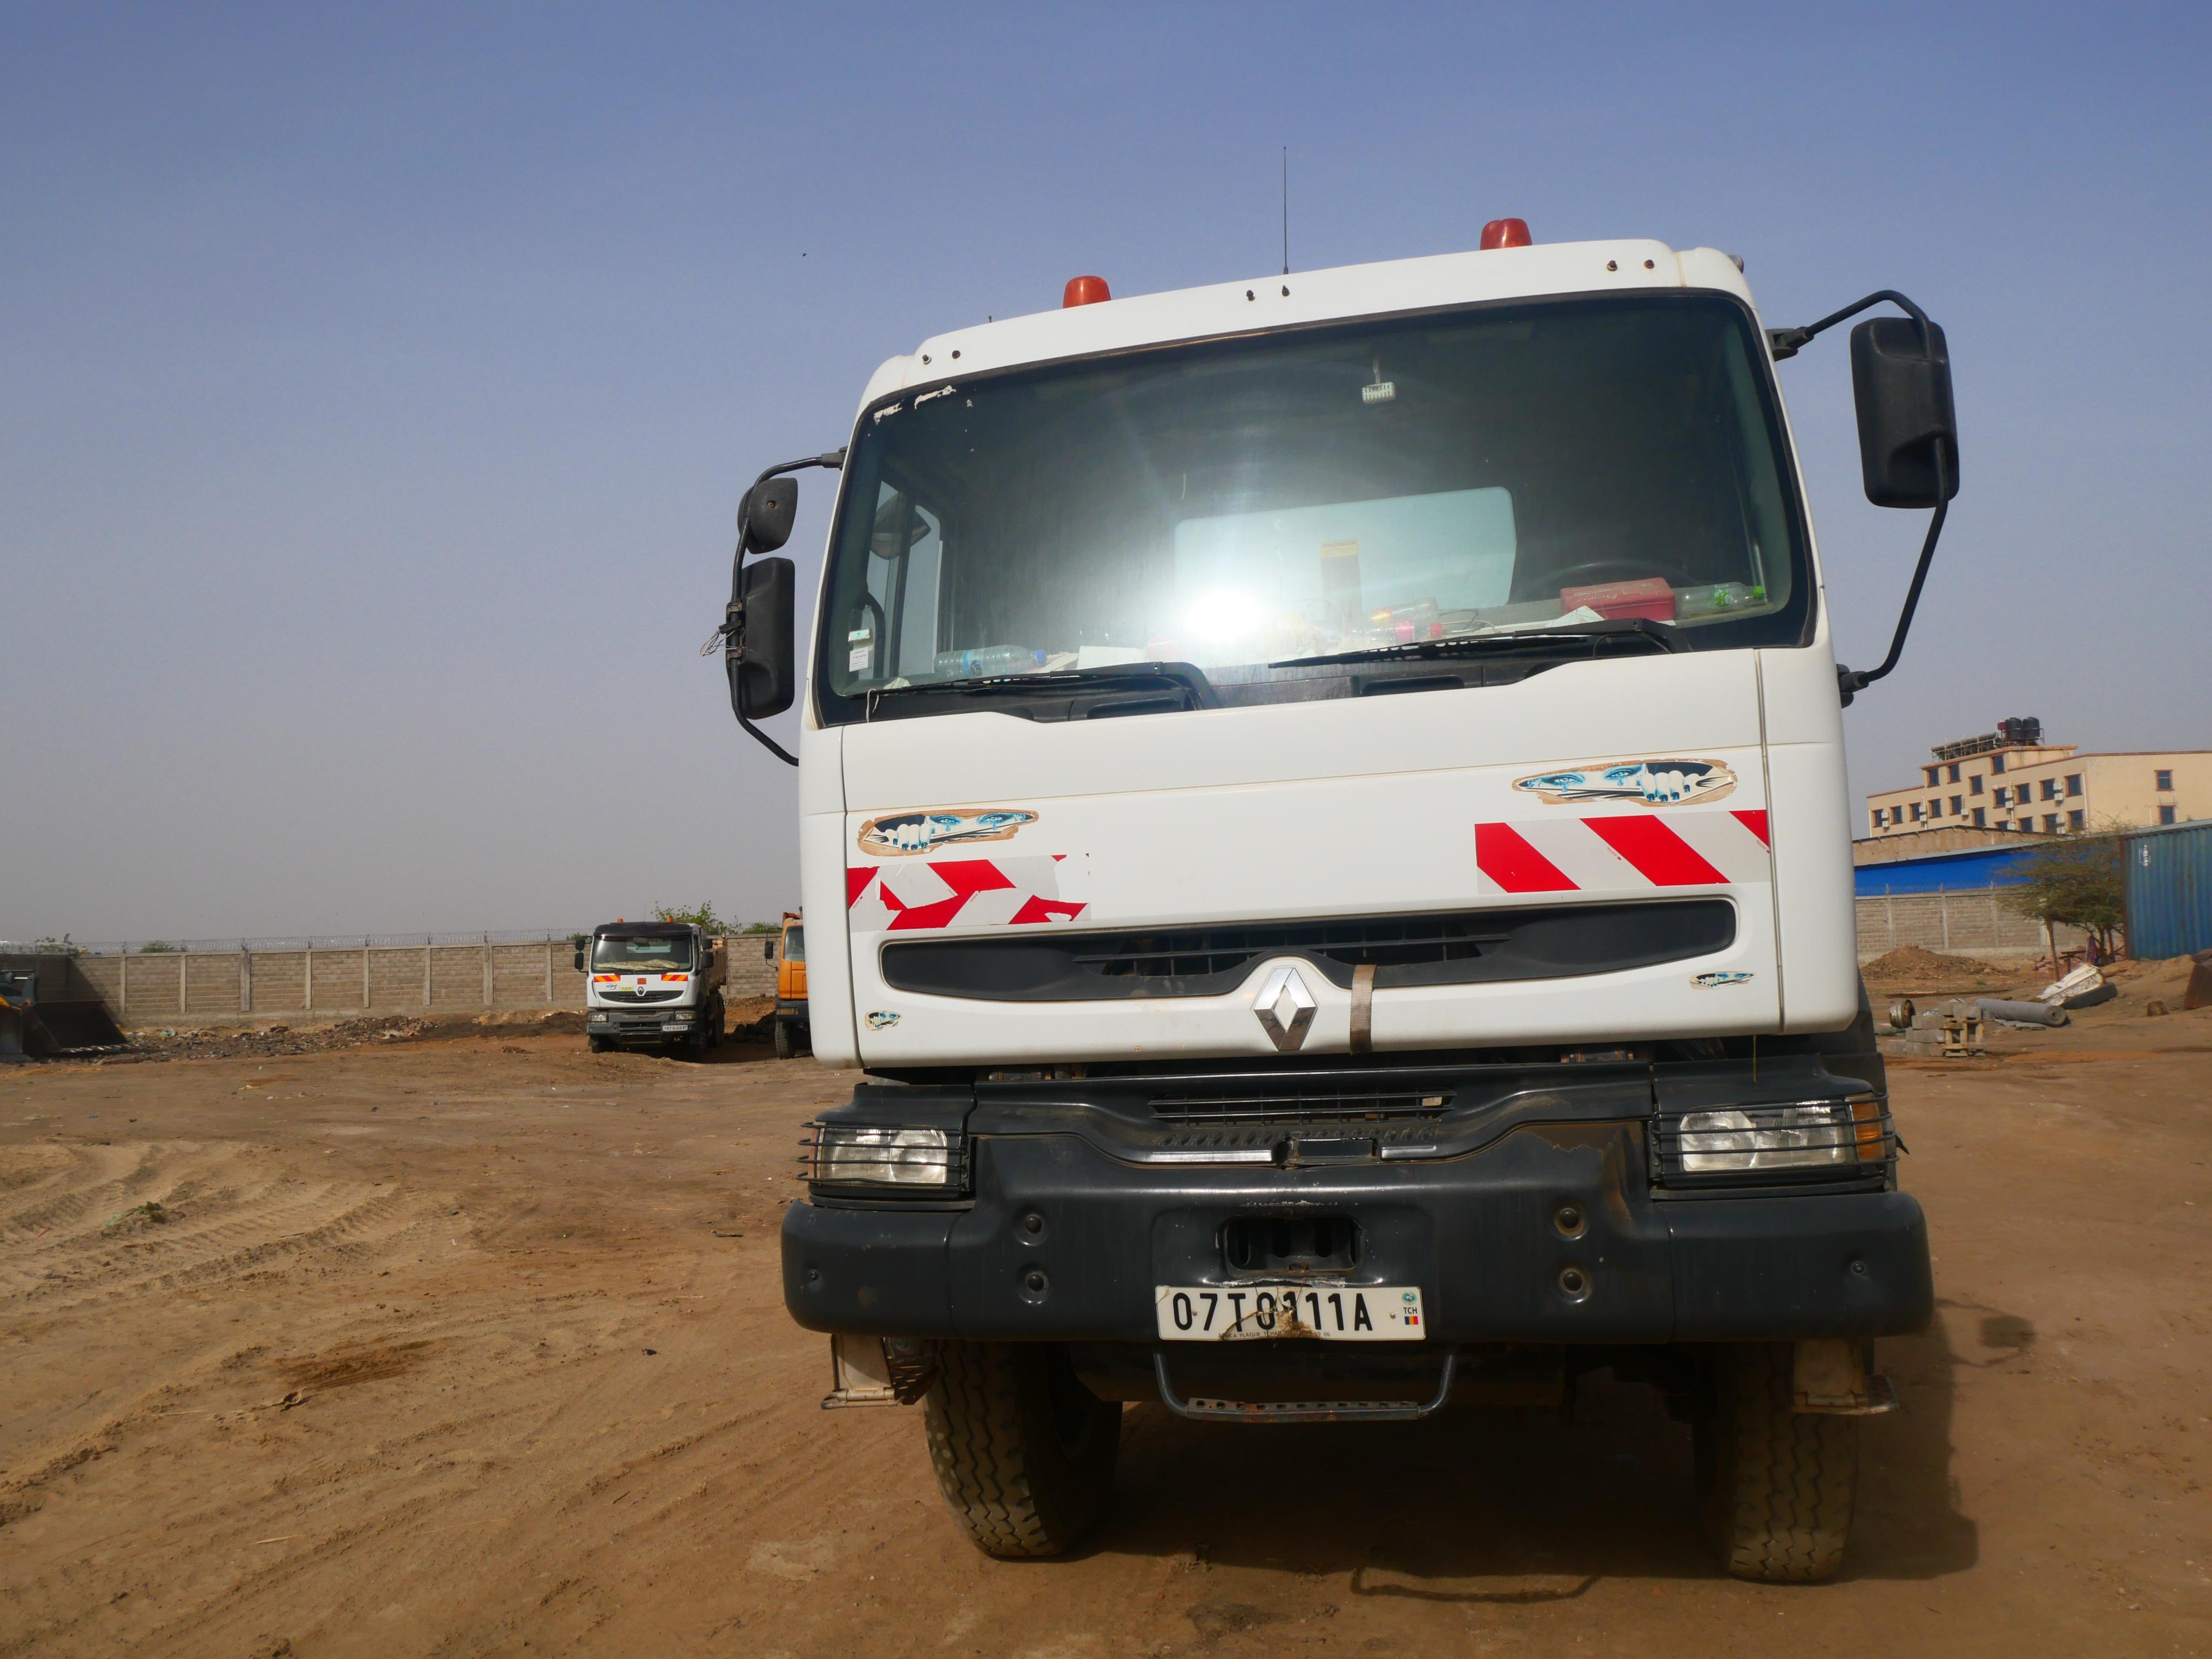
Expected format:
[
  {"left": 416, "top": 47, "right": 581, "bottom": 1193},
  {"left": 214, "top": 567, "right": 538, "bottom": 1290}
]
[{"left": 1154, "top": 1284, "right": 1425, "bottom": 1341}]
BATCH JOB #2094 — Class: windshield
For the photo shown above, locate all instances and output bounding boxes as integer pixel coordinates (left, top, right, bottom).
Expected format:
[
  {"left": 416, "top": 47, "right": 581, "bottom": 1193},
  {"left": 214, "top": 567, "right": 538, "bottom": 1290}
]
[
  {"left": 592, "top": 934, "right": 694, "bottom": 973},
  {"left": 815, "top": 292, "right": 1809, "bottom": 720},
  {"left": 784, "top": 926, "right": 806, "bottom": 962}
]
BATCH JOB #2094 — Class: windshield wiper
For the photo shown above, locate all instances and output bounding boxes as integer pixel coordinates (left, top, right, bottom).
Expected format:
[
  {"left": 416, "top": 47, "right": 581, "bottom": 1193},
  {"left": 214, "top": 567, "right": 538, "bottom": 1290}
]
[
  {"left": 867, "top": 660, "right": 1219, "bottom": 709},
  {"left": 1272, "top": 617, "right": 1685, "bottom": 670}
]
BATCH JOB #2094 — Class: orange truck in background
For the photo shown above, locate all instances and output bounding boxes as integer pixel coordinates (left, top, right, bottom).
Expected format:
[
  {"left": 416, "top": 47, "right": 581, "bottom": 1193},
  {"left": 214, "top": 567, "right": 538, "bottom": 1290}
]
[{"left": 773, "top": 911, "right": 808, "bottom": 1058}]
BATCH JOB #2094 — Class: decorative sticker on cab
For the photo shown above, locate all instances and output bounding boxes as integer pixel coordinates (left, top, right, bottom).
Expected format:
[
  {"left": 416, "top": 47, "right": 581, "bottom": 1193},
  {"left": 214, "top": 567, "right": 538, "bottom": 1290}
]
[
  {"left": 1691, "top": 970, "right": 1755, "bottom": 988},
  {"left": 857, "top": 809, "right": 1038, "bottom": 858},
  {"left": 1474, "top": 810, "right": 1771, "bottom": 895},
  {"left": 848, "top": 854, "right": 1089, "bottom": 933},
  {"left": 1512, "top": 759, "right": 1737, "bottom": 807}
]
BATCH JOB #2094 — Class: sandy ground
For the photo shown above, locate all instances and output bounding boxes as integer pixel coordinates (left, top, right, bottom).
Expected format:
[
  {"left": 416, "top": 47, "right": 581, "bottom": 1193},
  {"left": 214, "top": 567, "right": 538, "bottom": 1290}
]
[{"left": 3, "top": 1002, "right": 2210, "bottom": 1658}]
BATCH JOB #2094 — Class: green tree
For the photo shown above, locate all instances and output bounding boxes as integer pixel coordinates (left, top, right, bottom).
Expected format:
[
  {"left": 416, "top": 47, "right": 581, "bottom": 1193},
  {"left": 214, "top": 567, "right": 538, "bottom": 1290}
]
[
  {"left": 652, "top": 903, "right": 724, "bottom": 933},
  {"left": 740, "top": 920, "right": 780, "bottom": 934},
  {"left": 136, "top": 941, "right": 179, "bottom": 954},
  {"left": 2000, "top": 831, "right": 2127, "bottom": 958}
]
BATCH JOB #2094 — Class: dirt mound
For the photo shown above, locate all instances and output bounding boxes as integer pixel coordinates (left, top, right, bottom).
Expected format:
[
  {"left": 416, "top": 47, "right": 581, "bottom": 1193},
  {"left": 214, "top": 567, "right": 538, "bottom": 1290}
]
[
  {"left": 97, "top": 1010, "right": 589, "bottom": 1064},
  {"left": 1862, "top": 944, "right": 2007, "bottom": 990}
]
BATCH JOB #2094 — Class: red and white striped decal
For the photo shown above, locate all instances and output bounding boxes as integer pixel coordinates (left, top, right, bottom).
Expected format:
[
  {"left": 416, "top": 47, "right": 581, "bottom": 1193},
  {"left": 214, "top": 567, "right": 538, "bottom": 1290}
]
[
  {"left": 847, "top": 854, "right": 1089, "bottom": 933},
  {"left": 1474, "top": 810, "right": 1770, "bottom": 894}
]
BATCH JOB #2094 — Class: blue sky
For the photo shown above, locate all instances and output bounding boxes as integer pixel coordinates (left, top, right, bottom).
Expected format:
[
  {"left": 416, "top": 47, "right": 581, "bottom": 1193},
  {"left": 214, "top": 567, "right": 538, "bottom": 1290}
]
[{"left": 4, "top": 2, "right": 2206, "bottom": 941}]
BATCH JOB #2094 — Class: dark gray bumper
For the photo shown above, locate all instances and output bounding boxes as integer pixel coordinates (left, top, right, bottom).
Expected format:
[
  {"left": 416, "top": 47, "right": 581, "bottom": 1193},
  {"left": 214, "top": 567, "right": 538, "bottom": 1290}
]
[
  {"left": 781, "top": 1123, "right": 1933, "bottom": 1346},
  {"left": 588, "top": 1006, "right": 698, "bottom": 1042}
]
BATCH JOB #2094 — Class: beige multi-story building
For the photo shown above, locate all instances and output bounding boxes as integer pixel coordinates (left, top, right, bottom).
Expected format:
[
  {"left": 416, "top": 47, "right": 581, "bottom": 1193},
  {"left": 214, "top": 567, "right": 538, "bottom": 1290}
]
[{"left": 1864, "top": 718, "right": 2211, "bottom": 839}]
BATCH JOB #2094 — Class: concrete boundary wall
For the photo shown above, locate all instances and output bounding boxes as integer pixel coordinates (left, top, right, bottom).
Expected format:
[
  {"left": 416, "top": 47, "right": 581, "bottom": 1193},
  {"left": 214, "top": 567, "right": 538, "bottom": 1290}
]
[
  {"left": 69, "top": 939, "right": 780, "bottom": 1026},
  {"left": 1853, "top": 888, "right": 2082, "bottom": 962},
  {"left": 46, "top": 895, "right": 2068, "bottom": 1024}
]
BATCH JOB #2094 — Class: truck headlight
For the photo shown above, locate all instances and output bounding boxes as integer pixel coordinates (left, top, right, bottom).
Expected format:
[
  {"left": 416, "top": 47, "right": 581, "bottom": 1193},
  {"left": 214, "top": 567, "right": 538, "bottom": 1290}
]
[
  {"left": 805, "top": 1124, "right": 967, "bottom": 1191},
  {"left": 1661, "top": 1096, "right": 1889, "bottom": 1182}
]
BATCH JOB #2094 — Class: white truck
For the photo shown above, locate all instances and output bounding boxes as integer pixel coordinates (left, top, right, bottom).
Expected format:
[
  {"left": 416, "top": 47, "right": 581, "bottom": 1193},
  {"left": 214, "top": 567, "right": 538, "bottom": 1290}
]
[
  {"left": 720, "top": 220, "right": 1955, "bottom": 1581},
  {"left": 577, "top": 921, "right": 726, "bottom": 1056}
]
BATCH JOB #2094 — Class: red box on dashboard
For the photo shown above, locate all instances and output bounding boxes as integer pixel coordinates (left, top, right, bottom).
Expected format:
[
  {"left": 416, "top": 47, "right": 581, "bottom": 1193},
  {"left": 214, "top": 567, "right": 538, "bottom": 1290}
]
[{"left": 1559, "top": 576, "right": 1677, "bottom": 622}]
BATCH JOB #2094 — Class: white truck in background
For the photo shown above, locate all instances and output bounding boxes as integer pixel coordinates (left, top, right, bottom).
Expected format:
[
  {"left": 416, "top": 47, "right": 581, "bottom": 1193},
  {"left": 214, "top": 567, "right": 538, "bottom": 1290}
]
[
  {"left": 716, "top": 219, "right": 1958, "bottom": 1581},
  {"left": 578, "top": 920, "right": 726, "bottom": 1057}
]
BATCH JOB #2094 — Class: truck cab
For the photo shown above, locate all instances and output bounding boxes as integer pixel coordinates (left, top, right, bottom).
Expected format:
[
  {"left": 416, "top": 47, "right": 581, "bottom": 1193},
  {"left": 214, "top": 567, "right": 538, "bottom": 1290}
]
[
  {"left": 726, "top": 226, "right": 1955, "bottom": 1581},
  {"left": 773, "top": 910, "right": 808, "bottom": 1058},
  {"left": 578, "top": 921, "right": 726, "bottom": 1056}
]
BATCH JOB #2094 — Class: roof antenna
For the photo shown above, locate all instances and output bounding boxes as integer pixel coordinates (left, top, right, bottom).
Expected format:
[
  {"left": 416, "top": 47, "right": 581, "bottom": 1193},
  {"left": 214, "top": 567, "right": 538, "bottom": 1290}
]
[{"left": 1281, "top": 147, "right": 1290, "bottom": 275}]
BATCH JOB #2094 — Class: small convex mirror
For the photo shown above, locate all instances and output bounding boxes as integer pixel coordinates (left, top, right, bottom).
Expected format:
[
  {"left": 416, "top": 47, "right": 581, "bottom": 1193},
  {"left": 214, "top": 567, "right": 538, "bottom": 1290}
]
[
  {"left": 1850, "top": 318, "right": 1959, "bottom": 509},
  {"left": 740, "top": 477, "right": 799, "bottom": 554}
]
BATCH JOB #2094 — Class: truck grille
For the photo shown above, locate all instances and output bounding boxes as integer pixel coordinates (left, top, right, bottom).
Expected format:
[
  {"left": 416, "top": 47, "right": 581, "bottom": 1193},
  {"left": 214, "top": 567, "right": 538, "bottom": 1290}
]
[
  {"left": 1081, "top": 914, "right": 1492, "bottom": 980},
  {"left": 880, "top": 899, "right": 1732, "bottom": 1002},
  {"left": 597, "top": 988, "right": 681, "bottom": 1004},
  {"left": 1149, "top": 1085, "right": 1449, "bottom": 1124}
]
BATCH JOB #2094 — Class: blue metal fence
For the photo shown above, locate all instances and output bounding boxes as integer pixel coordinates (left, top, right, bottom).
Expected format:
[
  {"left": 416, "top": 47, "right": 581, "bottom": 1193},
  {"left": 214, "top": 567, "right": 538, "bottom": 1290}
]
[
  {"left": 1853, "top": 844, "right": 2043, "bottom": 898},
  {"left": 2125, "top": 819, "right": 2212, "bottom": 959}
]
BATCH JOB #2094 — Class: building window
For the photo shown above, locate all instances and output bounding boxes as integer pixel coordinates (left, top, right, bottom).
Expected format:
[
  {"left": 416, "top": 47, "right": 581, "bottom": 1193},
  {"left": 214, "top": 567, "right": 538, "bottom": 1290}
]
[
  {"left": 1871, "top": 808, "right": 1884, "bottom": 829},
  {"left": 1928, "top": 799, "right": 1941, "bottom": 817},
  {"left": 1951, "top": 795, "right": 1963, "bottom": 814},
  {"left": 2044, "top": 814, "right": 2059, "bottom": 833},
  {"left": 2156, "top": 768, "right": 2174, "bottom": 791},
  {"left": 1947, "top": 763, "right": 1961, "bottom": 784},
  {"left": 1973, "top": 807, "right": 1986, "bottom": 827},
  {"left": 2065, "top": 773, "right": 2082, "bottom": 797},
  {"left": 2162, "top": 805, "right": 2179, "bottom": 825},
  {"left": 1992, "top": 754, "right": 2006, "bottom": 773},
  {"left": 1910, "top": 802, "right": 1923, "bottom": 821},
  {"left": 1993, "top": 786, "right": 2008, "bottom": 807},
  {"left": 2068, "top": 808, "right": 2085, "bottom": 831},
  {"left": 2041, "top": 778, "right": 2058, "bottom": 801},
  {"left": 1924, "top": 766, "right": 1939, "bottom": 787},
  {"left": 1970, "top": 774, "right": 1983, "bottom": 795}
]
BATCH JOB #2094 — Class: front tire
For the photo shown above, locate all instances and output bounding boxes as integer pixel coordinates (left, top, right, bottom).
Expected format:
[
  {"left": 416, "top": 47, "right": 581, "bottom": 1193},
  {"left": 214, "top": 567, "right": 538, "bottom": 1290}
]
[
  {"left": 923, "top": 1341, "right": 1120, "bottom": 1558},
  {"left": 773, "top": 1019, "right": 793, "bottom": 1059},
  {"left": 587, "top": 1034, "right": 613, "bottom": 1054},
  {"left": 1694, "top": 1343, "right": 1858, "bottom": 1583}
]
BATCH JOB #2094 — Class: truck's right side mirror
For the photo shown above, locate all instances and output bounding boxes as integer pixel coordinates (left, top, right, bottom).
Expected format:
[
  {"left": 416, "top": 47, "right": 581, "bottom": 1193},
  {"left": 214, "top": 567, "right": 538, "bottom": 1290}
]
[
  {"left": 572, "top": 945, "right": 585, "bottom": 972},
  {"left": 1850, "top": 318, "right": 1959, "bottom": 508},
  {"left": 733, "top": 557, "right": 797, "bottom": 718},
  {"left": 764, "top": 936, "right": 775, "bottom": 962},
  {"left": 739, "top": 477, "right": 799, "bottom": 555}
]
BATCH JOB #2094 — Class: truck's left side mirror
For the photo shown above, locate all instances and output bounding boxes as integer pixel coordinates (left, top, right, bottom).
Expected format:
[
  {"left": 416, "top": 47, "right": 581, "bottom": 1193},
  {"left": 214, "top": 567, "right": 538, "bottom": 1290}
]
[
  {"left": 734, "top": 557, "right": 797, "bottom": 718},
  {"left": 1851, "top": 318, "right": 1959, "bottom": 508},
  {"left": 764, "top": 936, "right": 775, "bottom": 961},
  {"left": 572, "top": 946, "right": 585, "bottom": 972}
]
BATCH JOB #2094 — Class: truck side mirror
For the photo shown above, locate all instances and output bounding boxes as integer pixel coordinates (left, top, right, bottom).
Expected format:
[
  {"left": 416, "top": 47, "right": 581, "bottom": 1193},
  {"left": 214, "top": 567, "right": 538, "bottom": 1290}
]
[
  {"left": 732, "top": 557, "right": 797, "bottom": 718},
  {"left": 764, "top": 936, "right": 776, "bottom": 961},
  {"left": 739, "top": 477, "right": 798, "bottom": 555},
  {"left": 572, "top": 946, "right": 585, "bottom": 972},
  {"left": 1850, "top": 318, "right": 1958, "bottom": 508}
]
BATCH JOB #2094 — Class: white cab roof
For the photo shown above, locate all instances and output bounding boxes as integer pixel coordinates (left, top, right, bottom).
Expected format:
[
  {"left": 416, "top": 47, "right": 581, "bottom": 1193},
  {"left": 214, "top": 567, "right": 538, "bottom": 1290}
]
[{"left": 859, "top": 241, "right": 1756, "bottom": 410}]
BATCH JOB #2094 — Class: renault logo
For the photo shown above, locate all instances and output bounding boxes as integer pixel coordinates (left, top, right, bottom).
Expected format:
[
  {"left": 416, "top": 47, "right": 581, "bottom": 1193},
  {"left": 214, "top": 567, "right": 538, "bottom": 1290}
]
[{"left": 1252, "top": 965, "right": 1317, "bottom": 1052}]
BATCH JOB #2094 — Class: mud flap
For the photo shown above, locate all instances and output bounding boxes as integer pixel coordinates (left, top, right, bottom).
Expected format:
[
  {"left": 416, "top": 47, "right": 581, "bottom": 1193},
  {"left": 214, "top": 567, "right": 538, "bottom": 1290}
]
[
  {"left": 1792, "top": 1338, "right": 1900, "bottom": 1415},
  {"left": 822, "top": 1334, "right": 939, "bottom": 1409}
]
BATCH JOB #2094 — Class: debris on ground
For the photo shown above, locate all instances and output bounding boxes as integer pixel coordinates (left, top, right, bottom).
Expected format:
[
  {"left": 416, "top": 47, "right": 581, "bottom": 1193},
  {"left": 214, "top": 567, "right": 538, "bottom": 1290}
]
[
  {"left": 2039, "top": 963, "right": 2104, "bottom": 1005},
  {"left": 100, "top": 1011, "right": 589, "bottom": 1065}
]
